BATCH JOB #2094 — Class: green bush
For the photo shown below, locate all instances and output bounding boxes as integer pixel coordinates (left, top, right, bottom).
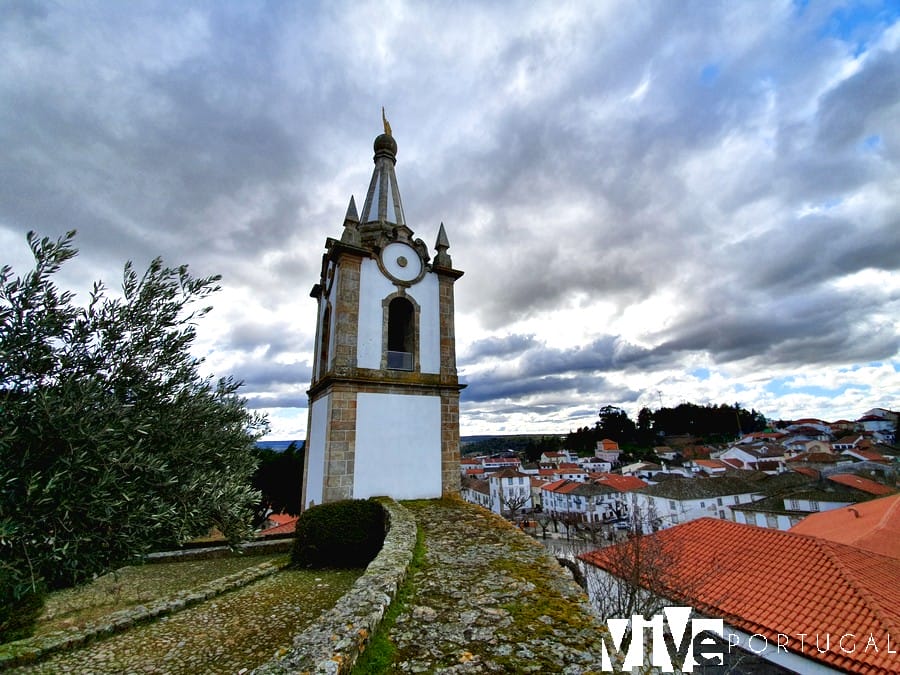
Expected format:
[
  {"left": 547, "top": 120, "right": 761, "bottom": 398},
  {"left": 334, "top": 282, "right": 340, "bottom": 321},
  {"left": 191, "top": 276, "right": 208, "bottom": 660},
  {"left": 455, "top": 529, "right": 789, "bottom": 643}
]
[
  {"left": 1, "top": 231, "right": 265, "bottom": 598},
  {"left": 292, "top": 499, "right": 386, "bottom": 569}
]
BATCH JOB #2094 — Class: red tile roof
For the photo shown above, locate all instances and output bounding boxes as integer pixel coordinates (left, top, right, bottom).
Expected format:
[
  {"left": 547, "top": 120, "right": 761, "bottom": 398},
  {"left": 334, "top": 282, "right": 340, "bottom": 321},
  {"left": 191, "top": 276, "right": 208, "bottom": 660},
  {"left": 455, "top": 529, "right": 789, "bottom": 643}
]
[
  {"left": 828, "top": 473, "right": 895, "bottom": 495},
  {"left": 844, "top": 448, "right": 891, "bottom": 464},
  {"left": 590, "top": 473, "right": 648, "bottom": 492},
  {"left": 490, "top": 468, "right": 529, "bottom": 479},
  {"left": 540, "top": 478, "right": 570, "bottom": 492},
  {"left": 693, "top": 459, "right": 727, "bottom": 469},
  {"left": 580, "top": 519, "right": 900, "bottom": 674},
  {"left": 259, "top": 513, "right": 298, "bottom": 536},
  {"left": 790, "top": 494, "right": 900, "bottom": 559},
  {"left": 792, "top": 466, "right": 821, "bottom": 479}
]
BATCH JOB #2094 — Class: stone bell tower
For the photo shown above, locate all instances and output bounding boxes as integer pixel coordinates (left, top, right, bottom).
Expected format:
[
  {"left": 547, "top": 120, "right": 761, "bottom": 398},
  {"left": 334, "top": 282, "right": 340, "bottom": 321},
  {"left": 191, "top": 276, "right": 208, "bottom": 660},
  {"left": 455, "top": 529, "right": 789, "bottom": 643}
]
[{"left": 301, "top": 115, "right": 464, "bottom": 509}]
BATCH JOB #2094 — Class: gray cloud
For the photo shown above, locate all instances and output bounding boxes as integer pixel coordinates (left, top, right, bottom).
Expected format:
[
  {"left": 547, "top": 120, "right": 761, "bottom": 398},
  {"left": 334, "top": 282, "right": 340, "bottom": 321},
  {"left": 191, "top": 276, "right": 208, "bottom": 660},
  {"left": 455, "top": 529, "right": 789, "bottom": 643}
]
[{"left": 2, "top": 1, "right": 898, "bottom": 434}]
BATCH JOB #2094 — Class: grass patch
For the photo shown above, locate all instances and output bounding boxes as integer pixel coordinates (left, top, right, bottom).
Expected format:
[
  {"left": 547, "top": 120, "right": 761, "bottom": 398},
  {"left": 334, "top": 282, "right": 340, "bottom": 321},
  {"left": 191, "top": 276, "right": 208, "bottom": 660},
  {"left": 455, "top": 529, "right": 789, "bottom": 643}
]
[
  {"left": 33, "top": 553, "right": 284, "bottom": 636},
  {"left": 351, "top": 525, "right": 426, "bottom": 675}
]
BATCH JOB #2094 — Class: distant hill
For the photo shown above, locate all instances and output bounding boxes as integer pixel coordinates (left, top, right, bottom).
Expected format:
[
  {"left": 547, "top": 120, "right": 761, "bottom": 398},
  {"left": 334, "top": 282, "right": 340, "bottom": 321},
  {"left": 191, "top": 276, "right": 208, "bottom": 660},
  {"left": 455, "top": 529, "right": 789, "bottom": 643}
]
[
  {"left": 256, "top": 440, "right": 305, "bottom": 452},
  {"left": 460, "top": 434, "right": 564, "bottom": 457}
]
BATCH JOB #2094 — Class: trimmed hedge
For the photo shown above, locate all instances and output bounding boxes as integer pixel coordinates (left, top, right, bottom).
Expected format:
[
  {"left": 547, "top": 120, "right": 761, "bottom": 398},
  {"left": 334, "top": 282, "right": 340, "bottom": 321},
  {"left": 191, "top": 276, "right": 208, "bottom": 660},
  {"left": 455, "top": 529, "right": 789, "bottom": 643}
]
[{"left": 291, "top": 499, "right": 386, "bottom": 569}]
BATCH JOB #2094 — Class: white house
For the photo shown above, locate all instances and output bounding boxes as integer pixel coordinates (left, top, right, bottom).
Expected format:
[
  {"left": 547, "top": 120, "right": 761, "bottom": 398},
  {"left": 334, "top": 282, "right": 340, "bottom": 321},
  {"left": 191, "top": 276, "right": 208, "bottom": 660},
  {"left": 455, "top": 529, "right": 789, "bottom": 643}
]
[
  {"left": 487, "top": 468, "right": 533, "bottom": 515},
  {"left": 577, "top": 457, "right": 612, "bottom": 473},
  {"left": 541, "top": 479, "right": 627, "bottom": 524},
  {"left": 633, "top": 477, "right": 763, "bottom": 532},
  {"left": 459, "top": 476, "right": 491, "bottom": 510}
]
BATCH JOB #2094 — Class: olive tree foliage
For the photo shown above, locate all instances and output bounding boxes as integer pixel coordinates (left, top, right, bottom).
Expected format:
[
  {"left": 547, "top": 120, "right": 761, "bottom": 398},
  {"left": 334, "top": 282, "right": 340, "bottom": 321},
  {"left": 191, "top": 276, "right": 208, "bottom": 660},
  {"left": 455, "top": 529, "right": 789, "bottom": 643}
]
[{"left": 0, "top": 231, "right": 267, "bottom": 598}]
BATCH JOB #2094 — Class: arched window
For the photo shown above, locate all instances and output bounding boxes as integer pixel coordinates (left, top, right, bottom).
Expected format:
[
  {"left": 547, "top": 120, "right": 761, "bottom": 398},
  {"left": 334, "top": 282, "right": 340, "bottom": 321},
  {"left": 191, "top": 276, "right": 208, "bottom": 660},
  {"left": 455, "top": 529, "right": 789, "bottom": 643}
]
[
  {"left": 387, "top": 296, "right": 415, "bottom": 370},
  {"left": 318, "top": 305, "right": 331, "bottom": 379}
]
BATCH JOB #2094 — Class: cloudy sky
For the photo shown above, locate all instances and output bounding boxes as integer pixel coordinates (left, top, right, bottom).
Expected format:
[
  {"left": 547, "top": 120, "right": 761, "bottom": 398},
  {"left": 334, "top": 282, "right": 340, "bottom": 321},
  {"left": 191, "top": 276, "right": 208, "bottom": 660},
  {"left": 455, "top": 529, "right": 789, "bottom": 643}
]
[{"left": 2, "top": 1, "right": 899, "bottom": 438}]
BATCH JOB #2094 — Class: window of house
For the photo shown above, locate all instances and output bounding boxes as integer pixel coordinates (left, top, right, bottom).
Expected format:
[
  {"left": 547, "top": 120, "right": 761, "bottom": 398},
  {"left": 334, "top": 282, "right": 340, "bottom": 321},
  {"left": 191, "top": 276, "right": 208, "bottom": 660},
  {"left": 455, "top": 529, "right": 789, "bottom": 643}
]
[
  {"left": 669, "top": 500, "right": 676, "bottom": 511},
  {"left": 717, "top": 497, "right": 723, "bottom": 506},
  {"left": 387, "top": 297, "right": 415, "bottom": 370}
]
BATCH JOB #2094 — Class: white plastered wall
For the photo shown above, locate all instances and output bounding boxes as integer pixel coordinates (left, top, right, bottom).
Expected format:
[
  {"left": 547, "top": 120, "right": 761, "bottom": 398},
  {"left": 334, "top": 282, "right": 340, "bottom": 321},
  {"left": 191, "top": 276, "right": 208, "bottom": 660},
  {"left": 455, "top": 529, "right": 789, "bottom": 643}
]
[
  {"left": 353, "top": 392, "right": 442, "bottom": 499},
  {"left": 357, "top": 258, "right": 440, "bottom": 373},
  {"left": 303, "top": 393, "right": 330, "bottom": 509}
]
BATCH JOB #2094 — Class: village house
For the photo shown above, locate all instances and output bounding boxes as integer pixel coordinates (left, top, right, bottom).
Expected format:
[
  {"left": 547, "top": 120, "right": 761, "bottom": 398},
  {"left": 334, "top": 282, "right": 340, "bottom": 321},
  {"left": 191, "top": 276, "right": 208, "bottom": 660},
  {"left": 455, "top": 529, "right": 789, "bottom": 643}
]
[
  {"left": 857, "top": 409, "right": 897, "bottom": 444},
  {"left": 539, "top": 451, "right": 569, "bottom": 465},
  {"left": 716, "top": 443, "right": 785, "bottom": 472},
  {"left": 487, "top": 468, "right": 532, "bottom": 515},
  {"left": 731, "top": 471, "right": 892, "bottom": 530},
  {"left": 459, "top": 476, "right": 491, "bottom": 510},
  {"left": 541, "top": 479, "right": 628, "bottom": 524},
  {"left": 633, "top": 476, "right": 762, "bottom": 532},
  {"left": 576, "top": 456, "right": 613, "bottom": 473},
  {"left": 594, "top": 439, "right": 621, "bottom": 464},
  {"left": 840, "top": 446, "right": 892, "bottom": 465},
  {"left": 481, "top": 454, "right": 522, "bottom": 472},
  {"left": 684, "top": 458, "right": 729, "bottom": 476},
  {"left": 619, "top": 460, "right": 666, "bottom": 481}
]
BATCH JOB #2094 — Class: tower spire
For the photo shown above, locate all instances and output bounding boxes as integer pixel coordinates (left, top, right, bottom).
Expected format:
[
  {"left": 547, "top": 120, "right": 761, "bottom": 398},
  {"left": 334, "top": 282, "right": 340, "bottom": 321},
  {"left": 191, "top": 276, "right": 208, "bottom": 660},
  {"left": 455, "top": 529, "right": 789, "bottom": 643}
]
[{"left": 359, "top": 112, "right": 406, "bottom": 247}]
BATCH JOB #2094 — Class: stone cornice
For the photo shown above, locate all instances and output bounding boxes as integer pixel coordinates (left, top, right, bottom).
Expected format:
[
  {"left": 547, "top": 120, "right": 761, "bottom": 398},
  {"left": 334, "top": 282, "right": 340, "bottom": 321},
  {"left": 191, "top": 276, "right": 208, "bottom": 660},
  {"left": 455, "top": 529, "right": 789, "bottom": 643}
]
[{"left": 307, "top": 368, "right": 466, "bottom": 399}]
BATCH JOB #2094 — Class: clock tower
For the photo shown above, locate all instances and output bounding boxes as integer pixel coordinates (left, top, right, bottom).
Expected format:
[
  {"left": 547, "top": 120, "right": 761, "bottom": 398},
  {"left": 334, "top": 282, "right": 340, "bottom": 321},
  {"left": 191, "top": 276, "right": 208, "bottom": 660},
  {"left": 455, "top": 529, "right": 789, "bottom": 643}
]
[{"left": 301, "top": 118, "right": 464, "bottom": 509}]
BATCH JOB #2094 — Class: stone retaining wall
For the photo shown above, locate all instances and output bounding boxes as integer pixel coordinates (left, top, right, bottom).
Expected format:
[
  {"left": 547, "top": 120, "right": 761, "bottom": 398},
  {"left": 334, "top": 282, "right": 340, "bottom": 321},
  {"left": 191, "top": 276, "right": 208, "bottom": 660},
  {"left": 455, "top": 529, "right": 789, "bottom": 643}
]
[
  {"left": 252, "top": 498, "right": 417, "bottom": 675},
  {"left": 145, "top": 538, "right": 292, "bottom": 564}
]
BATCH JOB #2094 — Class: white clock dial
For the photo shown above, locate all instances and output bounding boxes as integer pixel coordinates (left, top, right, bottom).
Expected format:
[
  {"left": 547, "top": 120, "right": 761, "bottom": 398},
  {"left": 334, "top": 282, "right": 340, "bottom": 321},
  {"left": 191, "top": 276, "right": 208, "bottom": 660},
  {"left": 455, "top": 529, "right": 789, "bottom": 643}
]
[{"left": 382, "top": 242, "right": 422, "bottom": 283}]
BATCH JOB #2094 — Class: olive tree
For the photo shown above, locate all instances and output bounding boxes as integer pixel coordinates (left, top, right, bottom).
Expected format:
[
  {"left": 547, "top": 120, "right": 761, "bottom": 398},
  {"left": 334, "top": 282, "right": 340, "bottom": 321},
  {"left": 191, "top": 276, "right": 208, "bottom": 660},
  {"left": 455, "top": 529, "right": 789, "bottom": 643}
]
[{"left": 0, "top": 231, "right": 266, "bottom": 636}]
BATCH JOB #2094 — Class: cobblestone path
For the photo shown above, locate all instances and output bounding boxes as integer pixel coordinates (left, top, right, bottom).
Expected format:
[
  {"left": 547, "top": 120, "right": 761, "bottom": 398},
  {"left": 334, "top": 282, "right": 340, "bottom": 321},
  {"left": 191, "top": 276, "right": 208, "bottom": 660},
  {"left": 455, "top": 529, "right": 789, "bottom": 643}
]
[
  {"left": 386, "top": 500, "right": 606, "bottom": 674},
  {"left": 11, "top": 568, "right": 360, "bottom": 675}
]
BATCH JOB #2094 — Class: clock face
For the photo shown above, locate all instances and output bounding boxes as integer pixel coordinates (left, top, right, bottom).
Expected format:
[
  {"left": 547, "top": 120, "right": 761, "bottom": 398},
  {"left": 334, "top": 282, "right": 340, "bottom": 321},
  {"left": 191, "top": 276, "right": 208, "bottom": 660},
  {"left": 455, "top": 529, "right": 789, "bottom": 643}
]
[{"left": 381, "top": 242, "right": 423, "bottom": 283}]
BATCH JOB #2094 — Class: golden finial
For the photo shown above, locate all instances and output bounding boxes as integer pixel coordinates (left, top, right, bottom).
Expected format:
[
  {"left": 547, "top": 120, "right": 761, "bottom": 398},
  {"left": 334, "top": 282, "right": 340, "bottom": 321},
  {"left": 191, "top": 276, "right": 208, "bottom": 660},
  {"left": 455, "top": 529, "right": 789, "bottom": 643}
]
[{"left": 382, "top": 106, "right": 392, "bottom": 136}]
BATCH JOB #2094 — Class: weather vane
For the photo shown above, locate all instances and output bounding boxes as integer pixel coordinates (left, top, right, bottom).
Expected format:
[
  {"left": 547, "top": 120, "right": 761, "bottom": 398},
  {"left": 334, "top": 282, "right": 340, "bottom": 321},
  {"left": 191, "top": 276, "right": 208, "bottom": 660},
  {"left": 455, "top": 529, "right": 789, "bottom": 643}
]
[{"left": 382, "top": 106, "right": 392, "bottom": 136}]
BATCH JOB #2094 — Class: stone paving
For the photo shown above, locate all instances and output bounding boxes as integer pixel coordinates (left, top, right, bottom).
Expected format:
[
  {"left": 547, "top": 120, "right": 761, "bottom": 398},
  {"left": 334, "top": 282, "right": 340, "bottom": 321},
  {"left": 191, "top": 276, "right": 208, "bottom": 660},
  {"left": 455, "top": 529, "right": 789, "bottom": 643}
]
[
  {"left": 8, "top": 568, "right": 361, "bottom": 674},
  {"left": 385, "top": 499, "right": 606, "bottom": 674}
]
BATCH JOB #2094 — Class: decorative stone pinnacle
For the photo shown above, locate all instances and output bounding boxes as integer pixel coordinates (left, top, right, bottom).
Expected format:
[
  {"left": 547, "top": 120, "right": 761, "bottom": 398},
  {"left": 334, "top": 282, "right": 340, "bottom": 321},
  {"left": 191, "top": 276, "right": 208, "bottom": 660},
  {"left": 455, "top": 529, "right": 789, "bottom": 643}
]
[
  {"left": 341, "top": 195, "right": 361, "bottom": 245},
  {"left": 434, "top": 222, "right": 452, "bottom": 267}
]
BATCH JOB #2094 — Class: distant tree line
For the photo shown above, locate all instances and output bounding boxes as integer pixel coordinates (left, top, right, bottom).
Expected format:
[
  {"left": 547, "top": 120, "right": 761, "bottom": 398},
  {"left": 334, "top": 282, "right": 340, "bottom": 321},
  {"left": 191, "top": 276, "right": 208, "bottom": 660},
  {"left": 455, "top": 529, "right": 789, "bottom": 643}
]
[
  {"left": 462, "top": 435, "right": 563, "bottom": 463},
  {"left": 566, "top": 403, "right": 767, "bottom": 455}
]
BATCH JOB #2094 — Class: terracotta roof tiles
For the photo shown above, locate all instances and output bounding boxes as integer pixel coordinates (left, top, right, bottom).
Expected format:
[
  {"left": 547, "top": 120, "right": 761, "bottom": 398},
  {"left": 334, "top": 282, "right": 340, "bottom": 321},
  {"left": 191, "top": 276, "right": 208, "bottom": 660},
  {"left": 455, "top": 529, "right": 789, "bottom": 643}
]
[
  {"left": 790, "top": 494, "right": 900, "bottom": 559},
  {"left": 579, "top": 518, "right": 900, "bottom": 674},
  {"left": 828, "top": 473, "right": 895, "bottom": 495},
  {"left": 590, "top": 473, "right": 648, "bottom": 492}
]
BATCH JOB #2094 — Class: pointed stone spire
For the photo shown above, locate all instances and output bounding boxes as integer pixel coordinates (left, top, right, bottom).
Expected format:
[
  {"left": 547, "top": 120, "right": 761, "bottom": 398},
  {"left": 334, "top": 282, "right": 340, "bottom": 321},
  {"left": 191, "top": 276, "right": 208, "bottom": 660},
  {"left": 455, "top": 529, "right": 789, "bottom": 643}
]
[
  {"left": 340, "top": 195, "right": 361, "bottom": 245},
  {"left": 359, "top": 113, "right": 407, "bottom": 248},
  {"left": 434, "top": 222, "right": 452, "bottom": 267}
]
